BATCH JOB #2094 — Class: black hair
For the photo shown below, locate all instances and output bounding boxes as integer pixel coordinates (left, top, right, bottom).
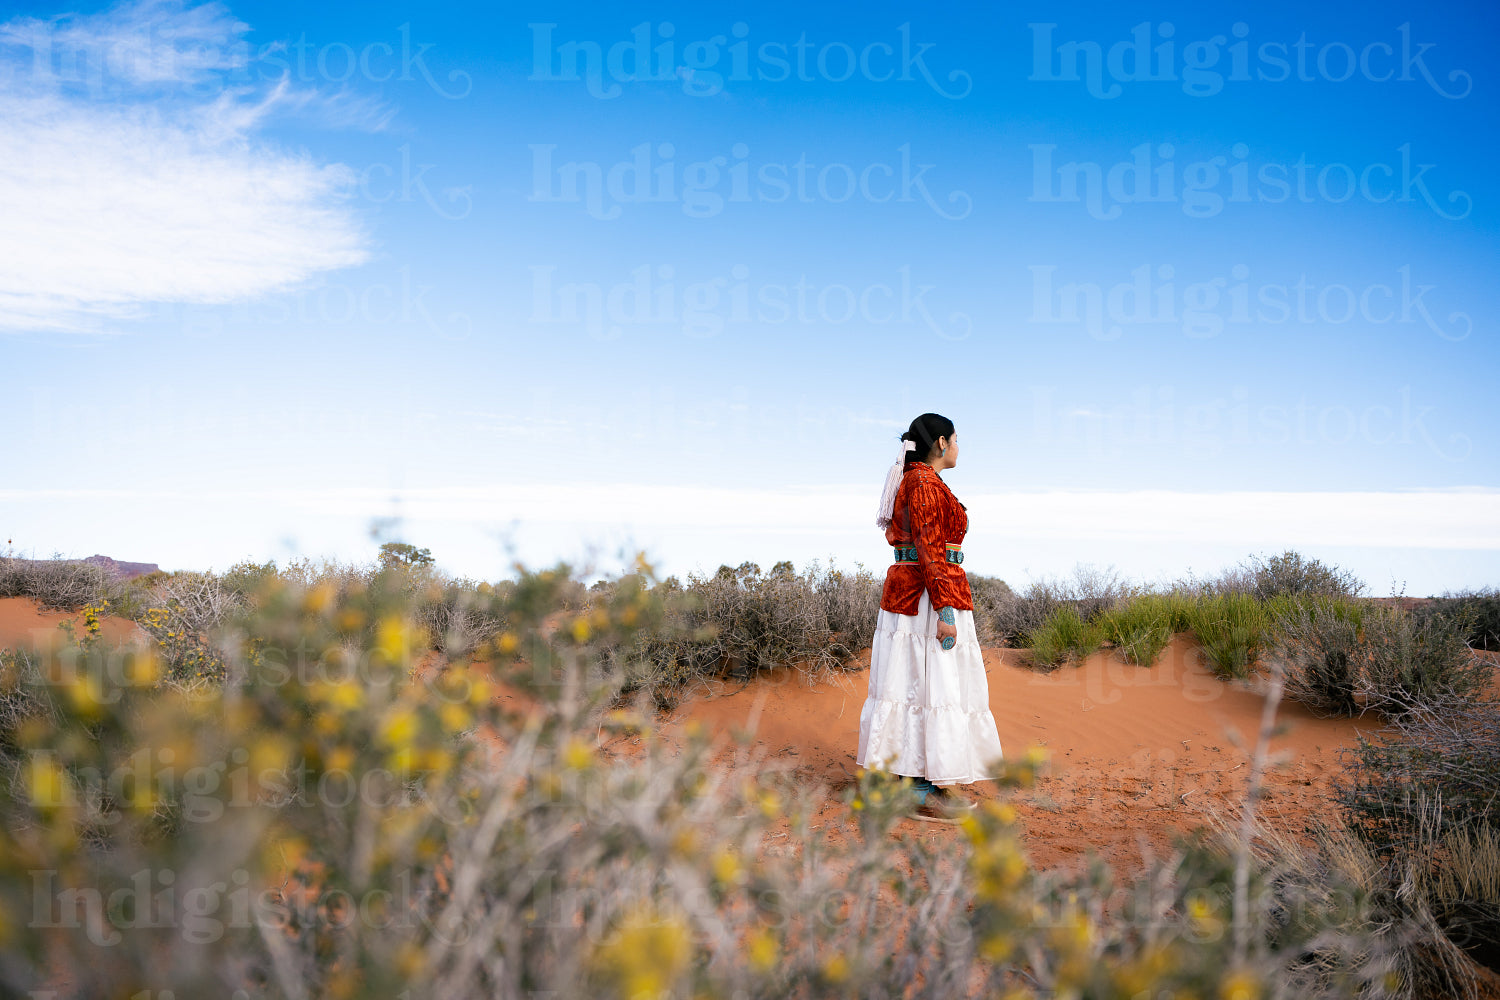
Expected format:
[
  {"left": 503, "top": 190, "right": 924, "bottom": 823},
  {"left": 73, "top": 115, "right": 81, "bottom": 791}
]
[{"left": 901, "top": 413, "right": 955, "bottom": 463}]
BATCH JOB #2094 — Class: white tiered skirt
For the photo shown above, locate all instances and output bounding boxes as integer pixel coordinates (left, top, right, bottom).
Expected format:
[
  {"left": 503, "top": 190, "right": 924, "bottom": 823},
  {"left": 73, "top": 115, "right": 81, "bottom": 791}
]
[{"left": 856, "top": 589, "right": 1004, "bottom": 786}]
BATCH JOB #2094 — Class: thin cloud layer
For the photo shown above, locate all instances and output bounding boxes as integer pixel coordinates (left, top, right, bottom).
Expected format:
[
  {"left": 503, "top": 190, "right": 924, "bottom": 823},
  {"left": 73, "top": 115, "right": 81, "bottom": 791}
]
[
  {"left": 0, "top": 0, "right": 379, "bottom": 333},
  {"left": 4, "top": 485, "right": 1491, "bottom": 551}
]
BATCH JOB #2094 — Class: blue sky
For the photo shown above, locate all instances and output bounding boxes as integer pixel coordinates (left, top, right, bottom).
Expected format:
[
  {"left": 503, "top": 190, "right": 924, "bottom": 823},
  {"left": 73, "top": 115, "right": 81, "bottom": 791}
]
[{"left": 2, "top": 0, "right": 1497, "bottom": 595}]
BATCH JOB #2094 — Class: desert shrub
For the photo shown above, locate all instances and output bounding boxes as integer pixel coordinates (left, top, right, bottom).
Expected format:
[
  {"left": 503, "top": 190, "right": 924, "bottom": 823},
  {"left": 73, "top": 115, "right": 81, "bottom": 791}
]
[
  {"left": 132, "top": 571, "right": 246, "bottom": 681},
  {"left": 599, "top": 559, "right": 881, "bottom": 704},
  {"left": 106, "top": 569, "right": 171, "bottom": 620},
  {"left": 1332, "top": 703, "right": 1500, "bottom": 994},
  {"left": 807, "top": 559, "right": 882, "bottom": 655},
  {"left": 1248, "top": 550, "right": 1367, "bottom": 601},
  {"left": 1186, "top": 592, "right": 1269, "bottom": 679},
  {"left": 982, "top": 583, "right": 1054, "bottom": 648},
  {"left": 243, "top": 556, "right": 510, "bottom": 657},
  {"left": 1336, "top": 699, "right": 1500, "bottom": 864},
  {"left": 1099, "top": 593, "right": 1190, "bottom": 666},
  {"left": 987, "top": 564, "right": 1133, "bottom": 649},
  {"left": 1028, "top": 605, "right": 1104, "bottom": 668},
  {"left": 1247, "top": 811, "right": 1485, "bottom": 999},
  {"left": 1416, "top": 815, "right": 1500, "bottom": 983},
  {"left": 218, "top": 558, "right": 280, "bottom": 599},
  {"left": 0, "top": 552, "right": 117, "bottom": 610},
  {"left": 1360, "top": 604, "right": 1491, "bottom": 718},
  {"left": 1417, "top": 587, "right": 1500, "bottom": 652},
  {"left": 1169, "top": 550, "right": 1364, "bottom": 604},
  {"left": 0, "top": 646, "right": 55, "bottom": 763},
  {"left": 1421, "top": 820, "right": 1500, "bottom": 979},
  {"left": 967, "top": 574, "right": 1015, "bottom": 647},
  {"left": 1266, "top": 596, "right": 1367, "bottom": 716}
]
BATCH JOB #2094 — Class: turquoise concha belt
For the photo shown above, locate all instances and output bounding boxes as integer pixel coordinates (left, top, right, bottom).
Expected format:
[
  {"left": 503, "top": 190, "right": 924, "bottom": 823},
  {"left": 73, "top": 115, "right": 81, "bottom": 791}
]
[{"left": 893, "top": 543, "right": 963, "bottom": 565}]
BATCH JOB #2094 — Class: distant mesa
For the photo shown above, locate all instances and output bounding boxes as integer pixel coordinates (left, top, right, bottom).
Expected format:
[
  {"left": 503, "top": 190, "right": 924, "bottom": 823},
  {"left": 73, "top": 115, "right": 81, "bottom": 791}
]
[
  {"left": 2, "top": 553, "right": 163, "bottom": 580},
  {"left": 80, "top": 555, "right": 162, "bottom": 580},
  {"left": 0, "top": 551, "right": 165, "bottom": 581}
]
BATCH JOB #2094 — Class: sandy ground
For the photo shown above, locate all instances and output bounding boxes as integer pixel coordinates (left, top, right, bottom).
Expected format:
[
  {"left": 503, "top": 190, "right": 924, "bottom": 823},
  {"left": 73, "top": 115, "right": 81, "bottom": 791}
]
[
  {"left": 0, "top": 595, "right": 149, "bottom": 651},
  {"left": 596, "top": 634, "right": 1401, "bottom": 875}
]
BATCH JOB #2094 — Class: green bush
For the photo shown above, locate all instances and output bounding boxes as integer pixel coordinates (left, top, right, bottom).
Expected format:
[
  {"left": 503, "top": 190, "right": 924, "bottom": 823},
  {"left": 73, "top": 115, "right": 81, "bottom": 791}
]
[
  {"left": 1099, "top": 593, "right": 1193, "bottom": 666},
  {"left": 986, "top": 564, "right": 1134, "bottom": 649},
  {"left": 1266, "top": 596, "right": 1367, "bottom": 716},
  {"left": 1417, "top": 588, "right": 1500, "bottom": 652},
  {"left": 1360, "top": 604, "right": 1491, "bottom": 718},
  {"left": 1337, "top": 700, "right": 1499, "bottom": 861},
  {"left": 0, "top": 552, "right": 119, "bottom": 610},
  {"left": 1029, "top": 605, "right": 1105, "bottom": 668},
  {"left": 1249, "top": 549, "right": 1366, "bottom": 601},
  {"left": 1186, "top": 593, "right": 1268, "bottom": 679},
  {"left": 1334, "top": 698, "right": 1500, "bottom": 988},
  {"left": 600, "top": 558, "right": 881, "bottom": 702}
]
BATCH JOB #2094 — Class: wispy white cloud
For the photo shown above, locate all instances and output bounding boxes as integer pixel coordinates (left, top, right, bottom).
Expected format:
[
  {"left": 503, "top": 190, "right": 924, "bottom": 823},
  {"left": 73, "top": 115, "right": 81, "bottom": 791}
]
[{"left": 0, "top": 0, "right": 385, "bottom": 333}]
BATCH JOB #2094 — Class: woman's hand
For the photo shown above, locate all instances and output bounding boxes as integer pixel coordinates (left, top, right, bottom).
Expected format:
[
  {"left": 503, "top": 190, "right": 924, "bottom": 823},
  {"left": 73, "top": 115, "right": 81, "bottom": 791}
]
[{"left": 936, "top": 606, "right": 957, "bottom": 650}]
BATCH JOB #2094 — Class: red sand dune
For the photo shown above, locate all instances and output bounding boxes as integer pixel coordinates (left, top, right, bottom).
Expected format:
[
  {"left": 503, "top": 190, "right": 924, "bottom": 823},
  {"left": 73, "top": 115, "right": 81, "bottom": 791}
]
[{"left": 0, "top": 596, "right": 149, "bottom": 651}]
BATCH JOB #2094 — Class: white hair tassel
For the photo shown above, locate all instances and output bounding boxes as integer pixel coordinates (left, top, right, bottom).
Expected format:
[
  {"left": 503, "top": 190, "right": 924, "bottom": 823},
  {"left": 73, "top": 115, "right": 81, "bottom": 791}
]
[{"left": 875, "top": 439, "right": 916, "bottom": 529}]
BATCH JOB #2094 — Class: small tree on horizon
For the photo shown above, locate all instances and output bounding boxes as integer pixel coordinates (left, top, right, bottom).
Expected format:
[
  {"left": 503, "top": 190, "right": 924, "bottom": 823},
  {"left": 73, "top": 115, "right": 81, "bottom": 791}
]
[{"left": 378, "top": 541, "right": 435, "bottom": 569}]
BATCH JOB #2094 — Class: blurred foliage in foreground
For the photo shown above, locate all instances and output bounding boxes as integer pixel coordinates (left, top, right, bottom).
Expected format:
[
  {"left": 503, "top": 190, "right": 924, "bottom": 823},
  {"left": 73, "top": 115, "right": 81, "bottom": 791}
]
[{"left": 0, "top": 553, "right": 1492, "bottom": 998}]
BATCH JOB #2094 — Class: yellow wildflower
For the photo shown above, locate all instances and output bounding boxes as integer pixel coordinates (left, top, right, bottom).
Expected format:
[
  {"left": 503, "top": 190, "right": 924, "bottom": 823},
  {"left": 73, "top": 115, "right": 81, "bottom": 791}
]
[
  {"left": 376, "top": 615, "right": 416, "bottom": 663},
  {"left": 593, "top": 905, "right": 692, "bottom": 1000},
  {"left": 467, "top": 677, "right": 493, "bottom": 707},
  {"left": 326, "top": 745, "right": 356, "bottom": 772},
  {"left": 671, "top": 828, "right": 698, "bottom": 857},
  {"left": 440, "top": 702, "right": 471, "bottom": 734},
  {"left": 711, "top": 848, "right": 743, "bottom": 886},
  {"left": 302, "top": 582, "right": 336, "bottom": 615},
  {"left": 65, "top": 673, "right": 104, "bottom": 719},
  {"left": 747, "top": 926, "right": 778, "bottom": 972},
  {"left": 562, "top": 737, "right": 593, "bottom": 771},
  {"left": 326, "top": 679, "right": 363, "bottom": 712},
  {"left": 1220, "top": 969, "right": 1261, "bottom": 1000},
  {"left": 126, "top": 650, "right": 161, "bottom": 686},
  {"left": 380, "top": 707, "right": 419, "bottom": 748},
  {"left": 27, "top": 755, "right": 69, "bottom": 811}
]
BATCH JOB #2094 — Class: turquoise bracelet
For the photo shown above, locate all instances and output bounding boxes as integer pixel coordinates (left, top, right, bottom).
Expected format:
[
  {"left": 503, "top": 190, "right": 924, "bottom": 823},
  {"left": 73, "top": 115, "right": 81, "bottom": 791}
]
[{"left": 937, "top": 606, "right": 955, "bottom": 650}]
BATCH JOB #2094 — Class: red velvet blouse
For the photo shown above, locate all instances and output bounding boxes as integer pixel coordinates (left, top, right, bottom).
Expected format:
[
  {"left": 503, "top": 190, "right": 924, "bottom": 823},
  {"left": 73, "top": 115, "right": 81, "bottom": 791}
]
[{"left": 880, "top": 460, "right": 973, "bottom": 615}]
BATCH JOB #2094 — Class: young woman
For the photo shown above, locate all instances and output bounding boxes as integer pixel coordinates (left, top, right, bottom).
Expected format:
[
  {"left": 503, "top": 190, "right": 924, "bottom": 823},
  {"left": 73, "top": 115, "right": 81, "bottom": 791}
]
[{"left": 856, "top": 413, "right": 1005, "bottom": 821}]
